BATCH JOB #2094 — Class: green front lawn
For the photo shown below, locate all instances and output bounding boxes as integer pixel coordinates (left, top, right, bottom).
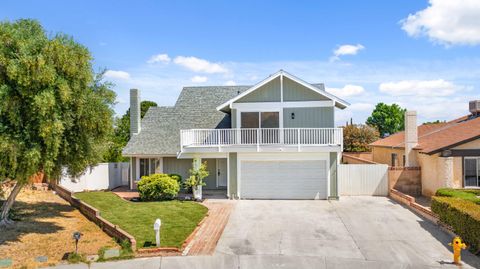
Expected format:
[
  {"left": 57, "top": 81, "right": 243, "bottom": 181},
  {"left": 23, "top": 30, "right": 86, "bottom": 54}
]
[
  {"left": 435, "top": 188, "right": 480, "bottom": 204},
  {"left": 74, "top": 192, "right": 208, "bottom": 249}
]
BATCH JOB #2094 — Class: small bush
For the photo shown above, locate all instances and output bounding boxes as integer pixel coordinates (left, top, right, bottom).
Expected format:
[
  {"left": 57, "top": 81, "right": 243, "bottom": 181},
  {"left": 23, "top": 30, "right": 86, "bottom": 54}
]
[
  {"left": 431, "top": 196, "right": 480, "bottom": 253},
  {"left": 137, "top": 174, "right": 179, "bottom": 201},
  {"left": 435, "top": 188, "right": 480, "bottom": 205},
  {"left": 168, "top": 173, "right": 183, "bottom": 184},
  {"left": 67, "top": 252, "right": 86, "bottom": 264}
]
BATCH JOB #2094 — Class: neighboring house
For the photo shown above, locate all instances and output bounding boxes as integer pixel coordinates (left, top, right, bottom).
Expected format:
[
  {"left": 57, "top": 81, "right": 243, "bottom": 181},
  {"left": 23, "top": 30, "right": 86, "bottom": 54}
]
[
  {"left": 369, "top": 105, "right": 480, "bottom": 196},
  {"left": 122, "top": 70, "right": 349, "bottom": 199}
]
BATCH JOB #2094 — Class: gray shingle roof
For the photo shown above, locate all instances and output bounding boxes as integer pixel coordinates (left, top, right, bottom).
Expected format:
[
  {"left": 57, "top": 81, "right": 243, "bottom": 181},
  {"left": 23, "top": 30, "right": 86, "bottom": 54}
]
[
  {"left": 122, "top": 82, "right": 330, "bottom": 156},
  {"left": 122, "top": 86, "right": 250, "bottom": 156}
]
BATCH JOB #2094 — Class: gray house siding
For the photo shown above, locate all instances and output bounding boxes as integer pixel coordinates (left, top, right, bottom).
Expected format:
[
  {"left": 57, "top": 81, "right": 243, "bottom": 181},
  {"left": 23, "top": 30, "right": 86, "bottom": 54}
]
[
  {"left": 236, "top": 77, "right": 281, "bottom": 103},
  {"left": 231, "top": 108, "right": 237, "bottom": 128},
  {"left": 329, "top": 152, "right": 338, "bottom": 199},
  {"left": 163, "top": 157, "right": 191, "bottom": 182},
  {"left": 163, "top": 157, "right": 219, "bottom": 190},
  {"left": 283, "top": 107, "right": 334, "bottom": 128},
  {"left": 283, "top": 77, "right": 329, "bottom": 102},
  {"left": 228, "top": 153, "right": 237, "bottom": 198},
  {"left": 203, "top": 159, "right": 217, "bottom": 190}
]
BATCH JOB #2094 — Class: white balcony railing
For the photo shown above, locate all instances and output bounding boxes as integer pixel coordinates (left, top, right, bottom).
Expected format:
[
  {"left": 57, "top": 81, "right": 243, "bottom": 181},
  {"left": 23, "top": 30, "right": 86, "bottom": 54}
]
[{"left": 180, "top": 128, "right": 343, "bottom": 149}]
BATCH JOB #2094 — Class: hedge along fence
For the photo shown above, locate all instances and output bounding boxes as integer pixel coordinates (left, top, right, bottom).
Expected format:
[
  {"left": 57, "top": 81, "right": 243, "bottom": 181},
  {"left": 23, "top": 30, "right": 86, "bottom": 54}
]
[{"left": 431, "top": 196, "right": 480, "bottom": 253}]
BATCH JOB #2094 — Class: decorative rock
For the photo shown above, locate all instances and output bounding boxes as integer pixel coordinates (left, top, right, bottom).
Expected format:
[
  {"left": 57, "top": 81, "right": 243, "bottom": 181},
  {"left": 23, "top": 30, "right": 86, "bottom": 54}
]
[
  {"left": 0, "top": 259, "right": 12, "bottom": 268},
  {"left": 35, "top": 256, "right": 48, "bottom": 263},
  {"left": 103, "top": 249, "right": 120, "bottom": 259}
]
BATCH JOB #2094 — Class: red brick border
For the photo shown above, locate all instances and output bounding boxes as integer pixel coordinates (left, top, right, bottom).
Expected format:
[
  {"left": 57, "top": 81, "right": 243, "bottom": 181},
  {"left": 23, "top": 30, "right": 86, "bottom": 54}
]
[
  {"left": 389, "top": 189, "right": 438, "bottom": 223},
  {"left": 54, "top": 185, "right": 137, "bottom": 250},
  {"left": 53, "top": 185, "right": 214, "bottom": 256}
]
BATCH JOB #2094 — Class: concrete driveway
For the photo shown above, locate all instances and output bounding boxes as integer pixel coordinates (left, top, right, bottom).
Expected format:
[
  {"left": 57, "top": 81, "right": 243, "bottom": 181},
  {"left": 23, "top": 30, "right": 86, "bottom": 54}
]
[
  {"left": 49, "top": 197, "right": 480, "bottom": 269},
  {"left": 215, "top": 197, "right": 480, "bottom": 268}
]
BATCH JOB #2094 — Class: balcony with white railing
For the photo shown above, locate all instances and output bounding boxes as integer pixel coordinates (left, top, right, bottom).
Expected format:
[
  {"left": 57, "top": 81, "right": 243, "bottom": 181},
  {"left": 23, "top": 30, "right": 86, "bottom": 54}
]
[{"left": 180, "top": 128, "right": 343, "bottom": 153}]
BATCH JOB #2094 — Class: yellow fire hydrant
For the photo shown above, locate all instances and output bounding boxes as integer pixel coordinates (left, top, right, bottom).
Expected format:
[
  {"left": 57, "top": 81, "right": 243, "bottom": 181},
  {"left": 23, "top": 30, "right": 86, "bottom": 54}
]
[{"left": 449, "top": 237, "right": 467, "bottom": 264}]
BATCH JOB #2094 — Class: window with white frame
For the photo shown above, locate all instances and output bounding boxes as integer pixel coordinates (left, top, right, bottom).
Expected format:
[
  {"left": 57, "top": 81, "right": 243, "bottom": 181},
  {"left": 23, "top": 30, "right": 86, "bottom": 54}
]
[
  {"left": 240, "top": 112, "right": 280, "bottom": 144},
  {"left": 464, "top": 157, "right": 480, "bottom": 187},
  {"left": 139, "top": 158, "right": 149, "bottom": 178}
]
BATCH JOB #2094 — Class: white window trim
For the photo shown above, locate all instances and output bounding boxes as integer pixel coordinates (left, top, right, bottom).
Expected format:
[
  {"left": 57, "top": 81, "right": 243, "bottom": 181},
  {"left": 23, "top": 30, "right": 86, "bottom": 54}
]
[{"left": 231, "top": 101, "right": 334, "bottom": 110}]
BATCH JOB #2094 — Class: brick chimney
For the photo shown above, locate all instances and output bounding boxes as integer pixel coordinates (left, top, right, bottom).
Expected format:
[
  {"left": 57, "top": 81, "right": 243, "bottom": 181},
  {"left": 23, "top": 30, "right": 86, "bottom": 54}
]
[
  {"left": 130, "top": 89, "right": 141, "bottom": 136},
  {"left": 404, "top": 110, "right": 418, "bottom": 167}
]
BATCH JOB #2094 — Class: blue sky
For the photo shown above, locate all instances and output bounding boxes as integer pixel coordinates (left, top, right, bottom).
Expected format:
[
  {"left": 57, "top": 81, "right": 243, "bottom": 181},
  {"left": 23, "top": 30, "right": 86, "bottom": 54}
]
[{"left": 2, "top": 0, "right": 480, "bottom": 125}]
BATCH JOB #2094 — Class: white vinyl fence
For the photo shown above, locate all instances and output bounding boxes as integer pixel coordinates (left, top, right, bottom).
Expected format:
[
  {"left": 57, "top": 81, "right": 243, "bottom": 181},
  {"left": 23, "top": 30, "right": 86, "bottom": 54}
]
[
  {"left": 60, "top": 162, "right": 129, "bottom": 192},
  {"left": 338, "top": 164, "right": 389, "bottom": 196}
]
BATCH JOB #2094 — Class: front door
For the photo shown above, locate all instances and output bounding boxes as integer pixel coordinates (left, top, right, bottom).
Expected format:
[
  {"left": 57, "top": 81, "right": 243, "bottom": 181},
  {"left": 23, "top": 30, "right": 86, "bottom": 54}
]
[{"left": 217, "top": 159, "right": 228, "bottom": 187}]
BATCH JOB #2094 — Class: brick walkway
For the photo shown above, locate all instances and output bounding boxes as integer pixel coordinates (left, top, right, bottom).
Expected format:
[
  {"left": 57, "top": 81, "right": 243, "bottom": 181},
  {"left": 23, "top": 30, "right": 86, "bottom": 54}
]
[
  {"left": 183, "top": 200, "right": 235, "bottom": 256},
  {"left": 112, "top": 186, "right": 140, "bottom": 200}
]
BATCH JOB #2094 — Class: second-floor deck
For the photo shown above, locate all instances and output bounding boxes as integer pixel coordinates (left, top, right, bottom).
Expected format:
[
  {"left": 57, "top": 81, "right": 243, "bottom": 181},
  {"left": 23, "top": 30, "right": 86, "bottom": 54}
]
[{"left": 180, "top": 128, "right": 343, "bottom": 153}]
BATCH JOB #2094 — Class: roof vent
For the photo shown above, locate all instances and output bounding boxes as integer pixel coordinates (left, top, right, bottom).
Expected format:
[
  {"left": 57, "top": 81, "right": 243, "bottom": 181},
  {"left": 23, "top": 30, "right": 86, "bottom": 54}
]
[{"left": 469, "top": 100, "right": 480, "bottom": 115}]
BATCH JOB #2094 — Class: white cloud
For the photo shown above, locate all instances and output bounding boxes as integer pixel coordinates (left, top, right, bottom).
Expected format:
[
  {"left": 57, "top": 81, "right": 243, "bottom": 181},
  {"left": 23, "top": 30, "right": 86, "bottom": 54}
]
[
  {"left": 173, "top": 56, "right": 228, "bottom": 74},
  {"left": 349, "top": 103, "right": 374, "bottom": 111},
  {"left": 401, "top": 0, "right": 480, "bottom": 46},
  {"left": 326, "top": 84, "right": 365, "bottom": 98},
  {"left": 225, "top": 80, "right": 237, "bottom": 86},
  {"left": 191, "top": 75, "right": 208, "bottom": 83},
  {"left": 379, "top": 79, "right": 461, "bottom": 97},
  {"left": 104, "top": 70, "right": 131, "bottom": 80},
  {"left": 147, "top": 54, "right": 171, "bottom": 64},
  {"left": 330, "top": 44, "right": 365, "bottom": 61}
]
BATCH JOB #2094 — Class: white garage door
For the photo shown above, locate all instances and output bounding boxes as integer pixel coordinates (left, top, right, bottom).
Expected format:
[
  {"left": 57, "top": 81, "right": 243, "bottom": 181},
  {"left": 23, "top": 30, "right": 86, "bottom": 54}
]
[{"left": 240, "top": 160, "right": 328, "bottom": 199}]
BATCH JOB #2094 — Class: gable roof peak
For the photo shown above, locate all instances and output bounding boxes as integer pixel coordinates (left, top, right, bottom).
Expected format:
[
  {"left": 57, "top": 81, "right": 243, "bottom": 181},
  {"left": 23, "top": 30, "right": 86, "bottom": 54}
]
[{"left": 216, "top": 70, "right": 349, "bottom": 112}]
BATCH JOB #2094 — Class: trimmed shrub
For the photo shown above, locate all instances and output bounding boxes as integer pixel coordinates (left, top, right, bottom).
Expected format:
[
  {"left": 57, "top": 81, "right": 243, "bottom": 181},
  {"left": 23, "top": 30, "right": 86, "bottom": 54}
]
[
  {"left": 431, "top": 196, "right": 480, "bottom": 253},
  {"left": 168, "top": 173, "right": 183, "bottom": 184},
  {"left": 435, "top": 188, "right": 480, "bottom": 205},
  {"left": 137, "top": 174, "right": 179, "bottom": 201}
]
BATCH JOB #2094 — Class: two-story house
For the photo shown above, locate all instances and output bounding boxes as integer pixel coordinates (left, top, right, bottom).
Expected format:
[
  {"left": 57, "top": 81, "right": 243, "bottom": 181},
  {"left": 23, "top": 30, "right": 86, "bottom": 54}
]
[{"left": 122, "top": 70, "right": 349, "bottom": 199}]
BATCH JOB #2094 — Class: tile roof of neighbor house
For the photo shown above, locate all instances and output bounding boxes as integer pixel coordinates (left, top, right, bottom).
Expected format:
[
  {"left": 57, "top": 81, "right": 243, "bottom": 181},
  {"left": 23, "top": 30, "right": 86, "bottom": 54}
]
[
  {"left": 369, "top": 114, "right": 480, "bottom": 154},
  {"left": 122, "top": 83, "right": 329, "bottom": 156}
]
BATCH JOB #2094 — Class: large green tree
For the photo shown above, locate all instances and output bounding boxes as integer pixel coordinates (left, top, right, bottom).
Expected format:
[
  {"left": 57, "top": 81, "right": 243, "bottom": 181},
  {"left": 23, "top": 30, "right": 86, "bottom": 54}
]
[
  {"left": 104, "top": 100, "right": 157, "bottom": 162},
  {"left": 343, "top": 124, "right": 379, "bottom": 152},
  {"left": 0, "top": 19, "right": 115, "bottom": 226},
  {"left": 366, "top": 103, "right": 406, "bottom": 137}
]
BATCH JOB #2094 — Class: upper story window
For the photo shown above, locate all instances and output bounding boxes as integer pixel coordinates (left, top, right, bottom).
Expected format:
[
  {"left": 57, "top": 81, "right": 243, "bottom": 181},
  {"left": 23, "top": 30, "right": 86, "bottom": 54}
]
[
  {"left": 240, "top": 112, "right": 279, "bottom": 128},
  {"left": 261, "top": 112, "right": 279, "bottom": 128}
]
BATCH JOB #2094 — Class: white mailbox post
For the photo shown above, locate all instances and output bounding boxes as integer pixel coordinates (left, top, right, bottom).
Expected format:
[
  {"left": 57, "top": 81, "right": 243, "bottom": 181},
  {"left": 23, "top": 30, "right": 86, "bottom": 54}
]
[{"left": 154, "top": 218, "right": 161, "bottom": 247}]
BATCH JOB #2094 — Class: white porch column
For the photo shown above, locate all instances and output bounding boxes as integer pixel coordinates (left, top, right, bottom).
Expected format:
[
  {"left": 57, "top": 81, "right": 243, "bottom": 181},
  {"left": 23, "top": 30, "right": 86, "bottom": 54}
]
[
  {"left": 155, "top": 157, "right": 163, "bottom": 174},
  {"left": 193, "top": 157, "right": 202, "bottom": 170}
]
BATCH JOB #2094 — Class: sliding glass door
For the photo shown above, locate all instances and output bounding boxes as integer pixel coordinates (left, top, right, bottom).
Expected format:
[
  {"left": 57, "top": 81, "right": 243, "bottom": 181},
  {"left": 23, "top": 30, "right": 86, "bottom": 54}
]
[
  {"left": 240, "top": 112, "right": 279, "bottom": 144},
  {"left": 464, "top": 157, "right": 480, "bottom": 187}
]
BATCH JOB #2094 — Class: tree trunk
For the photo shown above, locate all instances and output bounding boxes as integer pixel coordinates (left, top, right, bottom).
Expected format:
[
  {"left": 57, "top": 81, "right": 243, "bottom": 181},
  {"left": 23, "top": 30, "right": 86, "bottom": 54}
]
[{"left": 0, "top": 181, "right": 23, "bottom": 227}]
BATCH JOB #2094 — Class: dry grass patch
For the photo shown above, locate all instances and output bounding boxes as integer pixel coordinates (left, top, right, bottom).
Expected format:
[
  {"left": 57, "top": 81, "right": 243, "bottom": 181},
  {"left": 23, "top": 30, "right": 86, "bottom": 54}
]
[{"left": 0, "top": 188, "right": 118, "bottom": 268}]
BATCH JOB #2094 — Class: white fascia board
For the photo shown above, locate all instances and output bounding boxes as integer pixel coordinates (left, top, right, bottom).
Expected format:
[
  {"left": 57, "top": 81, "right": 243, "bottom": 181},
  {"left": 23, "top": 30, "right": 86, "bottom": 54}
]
[
  {"left": 231, "top": 101, "right": 334, "bottom": 110},
  {"left": 237, "top": 152, "right": 329, "bottom": 161},
  {"left": 177, "top": 151, "right": 228, "bottom": 159},
  {"left": 217, "top": 70, "right": 350, "bottom": 112},
  {"left": 216, "top": 70, "right": 284, "bottom": 111},
  {"left": 123, "top": 154, "right": 176, "bottom": 158}
]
